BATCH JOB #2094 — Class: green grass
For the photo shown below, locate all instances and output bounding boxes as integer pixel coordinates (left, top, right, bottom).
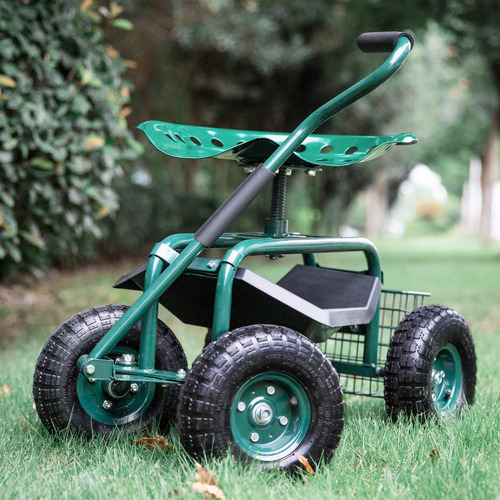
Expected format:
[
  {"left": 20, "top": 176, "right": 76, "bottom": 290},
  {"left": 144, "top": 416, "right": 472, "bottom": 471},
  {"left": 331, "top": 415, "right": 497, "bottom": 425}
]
[{"left": 1, "top": 234, "right": 499, "bottom": 499}]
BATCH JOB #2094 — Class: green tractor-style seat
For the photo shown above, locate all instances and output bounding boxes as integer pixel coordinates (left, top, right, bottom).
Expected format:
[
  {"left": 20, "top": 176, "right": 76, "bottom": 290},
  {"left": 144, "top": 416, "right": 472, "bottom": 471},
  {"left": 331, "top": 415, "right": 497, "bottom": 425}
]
[{"left": 138, "top": 120, "right": 417, "bottom": 169}]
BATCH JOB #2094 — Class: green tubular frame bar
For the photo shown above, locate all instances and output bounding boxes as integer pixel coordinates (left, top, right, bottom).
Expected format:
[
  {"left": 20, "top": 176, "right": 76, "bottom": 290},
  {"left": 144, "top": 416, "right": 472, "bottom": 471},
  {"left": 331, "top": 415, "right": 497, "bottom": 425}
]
[{"left": 77, "top": 36, "right": 413, "bottom": 383}]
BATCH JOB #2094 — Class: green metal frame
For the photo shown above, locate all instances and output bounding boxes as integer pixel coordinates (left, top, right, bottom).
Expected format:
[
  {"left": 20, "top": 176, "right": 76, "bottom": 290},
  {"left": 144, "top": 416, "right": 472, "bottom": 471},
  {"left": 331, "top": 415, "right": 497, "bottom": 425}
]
[
  {"left": 76, "top": 36, "right": 415, "bottom": 388},
  {"left": 80, "top": 231, "right": 385, "bottom": 383}
]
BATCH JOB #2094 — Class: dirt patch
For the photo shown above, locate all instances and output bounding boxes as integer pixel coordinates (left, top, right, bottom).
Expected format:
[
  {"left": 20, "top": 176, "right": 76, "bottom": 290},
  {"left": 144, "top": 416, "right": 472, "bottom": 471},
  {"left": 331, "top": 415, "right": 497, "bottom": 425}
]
[
  {"left": 0, "top": 274, "right": 60, "bottom": 340},
  {"left": 0, "top": 259, "right": 141, "bottom": 341}
]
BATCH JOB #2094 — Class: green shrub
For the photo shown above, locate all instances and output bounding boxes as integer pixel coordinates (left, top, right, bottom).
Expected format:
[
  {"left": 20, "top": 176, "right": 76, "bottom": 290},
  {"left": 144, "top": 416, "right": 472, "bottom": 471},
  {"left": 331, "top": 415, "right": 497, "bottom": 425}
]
[{"left": 0, "top": 0, "right": 141, "bottom": 279}]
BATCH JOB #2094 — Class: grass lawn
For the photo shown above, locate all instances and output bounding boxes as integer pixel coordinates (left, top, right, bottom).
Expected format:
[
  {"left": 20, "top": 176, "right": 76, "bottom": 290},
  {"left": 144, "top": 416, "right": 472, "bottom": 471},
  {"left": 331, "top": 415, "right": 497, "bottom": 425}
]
[{"left": 0, "top": 233, "right": 499, "bottom": 499}]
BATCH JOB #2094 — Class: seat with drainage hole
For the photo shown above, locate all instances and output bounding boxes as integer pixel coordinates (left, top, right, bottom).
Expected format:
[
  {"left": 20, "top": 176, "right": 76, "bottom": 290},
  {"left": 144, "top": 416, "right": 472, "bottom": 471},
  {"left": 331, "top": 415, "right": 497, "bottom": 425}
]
[{"left": 138, "top": 120, "right": 417, "bottom": 169}]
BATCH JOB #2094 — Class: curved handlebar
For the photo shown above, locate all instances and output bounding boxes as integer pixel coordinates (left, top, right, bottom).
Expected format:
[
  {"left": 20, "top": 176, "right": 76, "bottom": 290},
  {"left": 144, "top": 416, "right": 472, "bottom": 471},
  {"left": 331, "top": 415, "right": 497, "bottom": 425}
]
[
  {"left": 195, "top": 34, "right": 414, "bottom": 247},
  {"left": 262, "top": 35, "right": 413, "bottom": 174},
  {"left": 358, "top": 31, "right": 414, "bottom": 53}
]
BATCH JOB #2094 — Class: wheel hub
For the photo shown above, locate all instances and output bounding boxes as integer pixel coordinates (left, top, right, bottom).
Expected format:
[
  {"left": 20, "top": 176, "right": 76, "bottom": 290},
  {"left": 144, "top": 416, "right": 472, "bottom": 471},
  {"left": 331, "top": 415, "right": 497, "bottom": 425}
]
[
  {"left": 432, "top": 369, "right": 446, "bottom": 386},
  {"left": 252, "top": 402, "right": 274, "bottom": 425},
  {"left": 229, "top": 372, "right": 311, "bottom": 462},
  {"left": 106, "top": 380, "right": 131, "bottom": 399},
  {"left": 431, "top": 344, "right": 463, "bottom": 416},
  {"left": 77, "top": 347, "right": 155, "bottom": 425}
]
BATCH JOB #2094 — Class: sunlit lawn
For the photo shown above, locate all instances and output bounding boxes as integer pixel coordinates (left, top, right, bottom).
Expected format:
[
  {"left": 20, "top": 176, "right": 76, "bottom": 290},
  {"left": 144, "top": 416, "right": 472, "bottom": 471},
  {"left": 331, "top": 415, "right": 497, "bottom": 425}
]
[{"left": 0, "top": 233, "right": 499, "bottom": 499}]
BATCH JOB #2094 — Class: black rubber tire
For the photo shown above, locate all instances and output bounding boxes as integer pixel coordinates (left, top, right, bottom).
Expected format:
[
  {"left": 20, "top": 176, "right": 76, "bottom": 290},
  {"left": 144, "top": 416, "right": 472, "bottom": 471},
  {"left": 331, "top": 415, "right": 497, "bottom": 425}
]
[
  {"left": 33, "top": 304, "right": 187, "bottom": 435},
  {"left": 384, "top": 305, "right": 476, "bottom": 421},
  {"left": 177, "top": 324, "right": 345, "bottom": 471}
]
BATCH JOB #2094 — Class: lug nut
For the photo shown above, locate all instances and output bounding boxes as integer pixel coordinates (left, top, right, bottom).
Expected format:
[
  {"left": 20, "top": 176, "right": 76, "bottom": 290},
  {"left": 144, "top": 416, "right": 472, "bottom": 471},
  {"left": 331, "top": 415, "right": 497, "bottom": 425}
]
[
  {"left": 266, "top": 386, "right": 275, "bottom": 395},
  {"left": 177, "top": 369, "right": 187, "bottom": 379},
  {"left": 86, "top": 364, "right": 95, "bottom": 375},
  {"left": 121, "top": 354, "right": 135, "bottom": 363},
  {"left": 130, "top": 383, "right": 139, "bottom": 393},
  {"left": 237, "top": 402, "right": 246, "bottom": 412},
  {"left": 103, "top": 400, "right": 113, "bottom": 410},
  {"left": 279, "top": 416, "right": 288, "bottom": 426},
  {"left": 250, "top": 433, "right": 259, "bottom": 443}
]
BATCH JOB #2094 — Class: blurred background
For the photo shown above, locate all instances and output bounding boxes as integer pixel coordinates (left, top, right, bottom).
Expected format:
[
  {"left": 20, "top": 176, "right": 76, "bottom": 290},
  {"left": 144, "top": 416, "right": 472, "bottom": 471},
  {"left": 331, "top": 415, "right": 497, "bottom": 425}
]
[
  {"left": 1, "top": 6, "right": 499, "bottom": 495},
  {"left": 0, "top": 0, "right": 499, "bottom": 280}
]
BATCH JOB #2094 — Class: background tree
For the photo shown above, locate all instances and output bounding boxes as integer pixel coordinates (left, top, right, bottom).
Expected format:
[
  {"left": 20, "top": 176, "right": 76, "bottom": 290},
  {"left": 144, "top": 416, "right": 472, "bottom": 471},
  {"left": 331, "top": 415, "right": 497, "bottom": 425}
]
[{"left": 426, "top": 0, "right": 500, "bottom": 242}]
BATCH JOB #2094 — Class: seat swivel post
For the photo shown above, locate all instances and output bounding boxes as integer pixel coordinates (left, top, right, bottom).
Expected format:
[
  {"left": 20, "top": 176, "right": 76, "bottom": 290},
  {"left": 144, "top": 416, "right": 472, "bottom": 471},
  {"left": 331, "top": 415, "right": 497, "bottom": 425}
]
[{"left": 265, "top": 167, "right": 289, "bottom": 237}]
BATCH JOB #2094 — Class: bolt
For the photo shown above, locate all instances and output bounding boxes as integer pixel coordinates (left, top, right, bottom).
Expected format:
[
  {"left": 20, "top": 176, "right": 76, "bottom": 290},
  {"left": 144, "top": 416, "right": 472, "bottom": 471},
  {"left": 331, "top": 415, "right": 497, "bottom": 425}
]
[
  {"left": 121, "top": 353, "right": 135, "bottom": 363},
  {"left": 306, "top": 169, "right": 317, "bottom": 177},
  {"left": 207, "top": 260, "right": 217, "bottom": 269},
  {"left": 279, "top": 416, "right": 288, "bottom": 426},
  {"left": 289, "top": 397, "right": 298, "bottom": 407},
  {"left": 88, "top": 378, "right": 96, "bottom": 384},
  {"left": 177, "top": 369, "right": 187, "bottom": 379},
  {"left": 432, "top": 369, "right": 446, "bottom": 386},
  {"left": 86, "top": 364, "right": 95, "bottom": 375},
  {"left": 266, "top": 386, "right": 275, "bottom": 395},
  {"left": 250, "top": 433, "right": 259, "bottom": 443},
  {"left": 130, "top": 383, "right": 139, "bottom": 393},
  {"left": 103, "top": 400, "right": 113, "bottom": 410},
  {"left": 237, "top": 402, "right": 246, "bottom": 412}
]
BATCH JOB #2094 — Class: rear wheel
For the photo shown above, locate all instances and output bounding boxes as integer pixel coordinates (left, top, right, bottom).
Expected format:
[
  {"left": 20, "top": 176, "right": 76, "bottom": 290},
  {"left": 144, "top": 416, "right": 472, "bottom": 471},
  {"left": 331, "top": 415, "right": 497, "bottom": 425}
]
[
  {"left": 177, "top": 324, "right": 344, "bottom": 471},
  {"left": 33, "top": 304, "right": 187, "bottom": 435},
  {"left": 384, "top": 305, "right": 476, "bottom": 420}
]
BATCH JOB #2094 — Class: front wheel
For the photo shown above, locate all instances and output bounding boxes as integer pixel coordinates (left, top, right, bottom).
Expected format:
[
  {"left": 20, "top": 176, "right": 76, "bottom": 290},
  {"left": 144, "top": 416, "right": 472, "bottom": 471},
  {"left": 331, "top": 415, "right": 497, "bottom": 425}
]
[
  {"left": 33, "top": 304, "right": 187, "bottom": 435},
  {"left": 384, "top": 305, "right": 476, "bottom": 421},
  {"left": 177, "top": 324, "right": 345, "bottom": 471}
]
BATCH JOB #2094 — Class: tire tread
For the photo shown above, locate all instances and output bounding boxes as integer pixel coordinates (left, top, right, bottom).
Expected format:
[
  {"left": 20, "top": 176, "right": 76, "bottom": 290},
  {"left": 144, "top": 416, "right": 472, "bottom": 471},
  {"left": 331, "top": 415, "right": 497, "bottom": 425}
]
[{"left": 384, "top": 305, "right": 476, "bottom": 420}]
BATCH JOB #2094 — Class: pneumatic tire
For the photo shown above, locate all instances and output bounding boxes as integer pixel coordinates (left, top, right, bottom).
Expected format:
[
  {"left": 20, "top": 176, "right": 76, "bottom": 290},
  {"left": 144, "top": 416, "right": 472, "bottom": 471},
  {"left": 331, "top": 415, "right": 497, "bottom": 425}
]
[
  {"left": 384, "top": 305, "right": 476, "bottom": 421},
  {"left": 33, "top": 304, "right": 187, "bottom": 436},
  {"left": 177, "top": 324, "right": 345, "bottom": 472}
]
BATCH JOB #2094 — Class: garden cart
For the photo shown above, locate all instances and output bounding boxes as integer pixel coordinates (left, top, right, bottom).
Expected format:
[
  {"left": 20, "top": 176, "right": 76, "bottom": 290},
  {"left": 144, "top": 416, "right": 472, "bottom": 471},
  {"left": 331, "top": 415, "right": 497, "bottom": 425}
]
[{"left": 33, "top": 32, "right": 477, "bottom": 472}]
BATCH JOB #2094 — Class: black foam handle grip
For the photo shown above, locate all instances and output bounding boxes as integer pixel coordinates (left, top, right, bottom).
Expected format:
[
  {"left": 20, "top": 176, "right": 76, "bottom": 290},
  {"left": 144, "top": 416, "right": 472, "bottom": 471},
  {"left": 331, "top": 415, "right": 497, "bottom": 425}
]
[{"left": 357, "top": 32, "right": 414, "bottom": 53}]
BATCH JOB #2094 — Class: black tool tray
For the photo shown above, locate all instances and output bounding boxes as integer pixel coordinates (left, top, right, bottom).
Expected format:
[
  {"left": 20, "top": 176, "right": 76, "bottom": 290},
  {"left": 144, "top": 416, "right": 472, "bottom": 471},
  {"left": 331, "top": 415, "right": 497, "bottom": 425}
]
[{"left": 115, "top": 264, "right": 381, "bottom": 339}]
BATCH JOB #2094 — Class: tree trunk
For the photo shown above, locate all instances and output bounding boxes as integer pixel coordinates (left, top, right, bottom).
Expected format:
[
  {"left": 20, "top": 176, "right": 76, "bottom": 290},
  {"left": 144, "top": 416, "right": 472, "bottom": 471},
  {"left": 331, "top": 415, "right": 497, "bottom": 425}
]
[
  {"left": 479, "top": 113, "right": 498, "bottom": 243},
  {"left": 365, "top": 168, "right": 388, "bottom": 237}
]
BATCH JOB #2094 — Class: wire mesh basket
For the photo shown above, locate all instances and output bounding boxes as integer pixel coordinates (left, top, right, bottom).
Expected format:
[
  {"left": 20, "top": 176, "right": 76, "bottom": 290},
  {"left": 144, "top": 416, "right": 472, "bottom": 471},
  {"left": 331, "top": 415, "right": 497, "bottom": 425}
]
[{"left": 319, "top": 289, "right": 430, "bottom": 398}]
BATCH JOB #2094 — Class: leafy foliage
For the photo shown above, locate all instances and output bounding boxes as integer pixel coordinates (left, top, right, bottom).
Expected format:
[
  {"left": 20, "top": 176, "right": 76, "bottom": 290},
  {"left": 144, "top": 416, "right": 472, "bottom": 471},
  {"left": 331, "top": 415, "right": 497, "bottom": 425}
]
[{"left": 0, "top": 0, "right": 141, "bottom": 279}]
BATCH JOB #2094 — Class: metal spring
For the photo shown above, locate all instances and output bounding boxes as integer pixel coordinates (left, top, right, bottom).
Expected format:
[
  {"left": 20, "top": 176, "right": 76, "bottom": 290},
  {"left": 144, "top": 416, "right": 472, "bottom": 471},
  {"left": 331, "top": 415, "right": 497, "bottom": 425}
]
[{"left": 269, "top": 168, "right": 288, "bottom": 220}]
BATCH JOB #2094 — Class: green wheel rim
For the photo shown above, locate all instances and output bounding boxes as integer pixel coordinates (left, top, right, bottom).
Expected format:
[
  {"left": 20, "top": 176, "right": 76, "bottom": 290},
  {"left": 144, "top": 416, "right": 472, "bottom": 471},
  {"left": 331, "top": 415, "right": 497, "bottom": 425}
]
[
  {"left": 77, "top": 347, "right": 155, "bottom": 426},
  {"left": 229, "top": 372, "right": 311, "bottom": 461},
  {"left": 431, "top": 343, "right": 463, "bottom": 416}
]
